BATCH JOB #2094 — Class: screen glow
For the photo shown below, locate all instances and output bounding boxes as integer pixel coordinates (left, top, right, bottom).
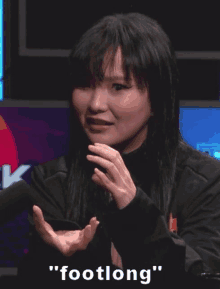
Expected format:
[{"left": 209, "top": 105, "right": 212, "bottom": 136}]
[{"left": 179, "top": 107, "right": 220, "bottom": 160}]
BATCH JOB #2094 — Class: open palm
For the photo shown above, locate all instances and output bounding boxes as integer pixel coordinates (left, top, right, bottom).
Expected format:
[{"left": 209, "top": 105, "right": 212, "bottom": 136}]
[{"left": 33, "top": 205, "right": 99, "bottom": 257}]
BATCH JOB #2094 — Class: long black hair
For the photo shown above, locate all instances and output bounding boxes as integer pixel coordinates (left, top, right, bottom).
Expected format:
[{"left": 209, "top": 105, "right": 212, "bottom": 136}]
[{"left": 66, "top": 12, "right": 184, "bottom": 227}]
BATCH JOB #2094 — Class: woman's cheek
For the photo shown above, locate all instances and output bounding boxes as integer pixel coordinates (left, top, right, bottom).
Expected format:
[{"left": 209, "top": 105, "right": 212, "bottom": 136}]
[
  {"left": 72, "top": 93, "right": 89, "bottom": 113},
  {"left": 121, "top": 93, "right": 136, "bottom": 107},
  {"left": 116, "top": 91, "right": 143, "bottom": 110}
]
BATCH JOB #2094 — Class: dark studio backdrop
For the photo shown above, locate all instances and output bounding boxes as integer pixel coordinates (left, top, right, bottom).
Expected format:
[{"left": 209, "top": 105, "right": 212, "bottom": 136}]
[
  {"left": 0, "top": 0, "right": 220, "bottom": 278},
  {"left": 3, "top": 0, "right": 220, "bottom": 101}
]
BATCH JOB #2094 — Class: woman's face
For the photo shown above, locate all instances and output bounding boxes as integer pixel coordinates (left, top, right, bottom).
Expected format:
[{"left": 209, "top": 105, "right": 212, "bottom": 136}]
[{"left": 72, "top": 47, "right": 152, "bottom": 153}]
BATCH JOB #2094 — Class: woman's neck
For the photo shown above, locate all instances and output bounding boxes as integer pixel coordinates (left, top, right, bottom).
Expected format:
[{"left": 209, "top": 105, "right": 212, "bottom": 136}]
[{"left": 112, "top": 136, "right": 147, "bottom": 154}]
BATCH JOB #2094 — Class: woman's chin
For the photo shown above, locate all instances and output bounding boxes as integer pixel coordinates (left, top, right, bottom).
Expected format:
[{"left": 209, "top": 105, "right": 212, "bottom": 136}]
[
  {"left": 87, "top": 136, "right": 115, "bottom": 146},
  {"left": 86, "top": 133, "right": 131, "bottom": 152}
]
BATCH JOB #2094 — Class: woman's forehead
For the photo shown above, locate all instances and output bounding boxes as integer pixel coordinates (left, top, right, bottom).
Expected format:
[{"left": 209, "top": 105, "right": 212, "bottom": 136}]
[
  {"left": 103, "top": 47, "right": 122, "bottom": 73},
  {"left": 102, "top": 47, "right": 133, "bottom": 82}
]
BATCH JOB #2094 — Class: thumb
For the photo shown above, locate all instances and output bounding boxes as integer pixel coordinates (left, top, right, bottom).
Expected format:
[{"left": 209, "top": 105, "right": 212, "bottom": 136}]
[
  {"left": 33, "top": 205, "right": 48, "bottom": 235},
  {"left": 33, "top": 205, "right": 44, "bottom": 223}
]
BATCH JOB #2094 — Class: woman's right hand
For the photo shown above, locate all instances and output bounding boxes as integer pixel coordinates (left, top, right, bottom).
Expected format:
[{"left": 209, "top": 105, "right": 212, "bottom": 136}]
[{"left": 32, "top": 205, "right": 100, "bottom": 257}]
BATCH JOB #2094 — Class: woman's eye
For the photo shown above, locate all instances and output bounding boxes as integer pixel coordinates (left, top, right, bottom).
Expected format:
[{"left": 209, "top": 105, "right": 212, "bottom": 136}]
[{"left": 112, "top": 84, "right": 129, "bottom": 91}]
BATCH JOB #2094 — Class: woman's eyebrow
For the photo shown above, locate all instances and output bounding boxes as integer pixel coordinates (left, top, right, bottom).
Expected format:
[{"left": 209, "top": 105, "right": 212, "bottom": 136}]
[{"left": 103, "top": 76, "right": 131, "bottom": 83}]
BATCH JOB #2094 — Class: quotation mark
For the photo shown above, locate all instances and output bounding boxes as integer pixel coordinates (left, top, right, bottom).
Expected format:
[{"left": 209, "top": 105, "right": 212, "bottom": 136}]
[
  {"left": 153, "top": 266, "right": 162, "bottom": 271},
  {"left": 49, "top": 266, "right": 59, "bottom": 271}
]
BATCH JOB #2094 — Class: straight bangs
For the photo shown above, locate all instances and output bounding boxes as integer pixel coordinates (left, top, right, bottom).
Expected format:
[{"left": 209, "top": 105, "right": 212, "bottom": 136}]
[
  {"left": 68, "top": 14, "right": 163, "bottom": 93},
  {"left": 68, "top": 13, "right": 178, "bottom": 119}
]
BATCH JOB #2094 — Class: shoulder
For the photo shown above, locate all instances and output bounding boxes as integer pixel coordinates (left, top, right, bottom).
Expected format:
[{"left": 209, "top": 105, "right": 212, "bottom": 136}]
[
  {"left": 27, "top": 156, "right": 70, "bottom": 220},
  {"left": 29, "top": 155, "right": 69, "bottom": 194},
  {"left": 33, "top": 155, "right": 69, "bottom": 180},
  {"left": 173, "top": 141, "right": 220, "bottom": 217},
  {"left": 176, "top": 141, "right": 220, "bottom": 183}
]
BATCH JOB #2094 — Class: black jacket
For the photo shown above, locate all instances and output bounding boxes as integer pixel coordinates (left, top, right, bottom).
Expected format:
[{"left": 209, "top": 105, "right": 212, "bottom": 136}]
[{"left": 0, "top": 141, "right": 220, "bottom": 288}]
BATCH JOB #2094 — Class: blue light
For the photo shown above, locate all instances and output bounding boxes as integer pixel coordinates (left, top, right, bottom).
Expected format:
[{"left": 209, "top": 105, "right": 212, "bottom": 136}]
[
  {"left": 214, "top": 152, "right": 220, "bottom": 159},
  {"left": 0, "top": 0, "right": 2, "bottom": 101},
  {"left": 180, "top": 107, "right": 220, "bottom": 161}
]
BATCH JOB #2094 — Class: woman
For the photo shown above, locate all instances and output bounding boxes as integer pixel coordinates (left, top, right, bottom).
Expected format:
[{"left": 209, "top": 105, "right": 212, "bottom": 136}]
[{"left": 1, "top": 12, "right": 220, "bottom": 288}]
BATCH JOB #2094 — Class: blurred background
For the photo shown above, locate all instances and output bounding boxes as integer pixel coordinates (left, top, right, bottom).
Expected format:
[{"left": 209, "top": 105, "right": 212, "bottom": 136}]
[{"left": 0, "top": 0, "right": 220, "bottom": 279}]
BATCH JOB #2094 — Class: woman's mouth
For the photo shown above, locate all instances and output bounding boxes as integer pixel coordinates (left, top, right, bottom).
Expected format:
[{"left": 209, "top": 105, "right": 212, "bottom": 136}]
[
  {"left": 86, "top": 118, "right": 113, "bottom": 130},
  {"left": 87, "top": 117, "right": 113, "bottom": 125}
]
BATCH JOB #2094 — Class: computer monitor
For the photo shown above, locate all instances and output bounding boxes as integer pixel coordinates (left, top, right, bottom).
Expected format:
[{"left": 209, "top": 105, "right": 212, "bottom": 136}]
[{"left": 179, "top": 100, "right": 220, "bottom": 160}]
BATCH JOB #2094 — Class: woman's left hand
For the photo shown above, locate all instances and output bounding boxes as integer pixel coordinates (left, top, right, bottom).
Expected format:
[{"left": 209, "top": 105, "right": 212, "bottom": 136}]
[{"left": 87, "top": 143, "right": 136, "bottom": 209}]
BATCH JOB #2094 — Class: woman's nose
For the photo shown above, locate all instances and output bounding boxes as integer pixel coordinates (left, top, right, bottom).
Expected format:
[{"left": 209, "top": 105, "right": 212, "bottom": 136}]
[{"left": 88, "top": 89, "right": 108, "bottom": 112}]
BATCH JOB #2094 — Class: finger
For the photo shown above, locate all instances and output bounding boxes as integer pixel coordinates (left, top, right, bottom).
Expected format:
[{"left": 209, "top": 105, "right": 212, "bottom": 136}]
[
  {"left": 94, "top": 143, "right": 111, "bottom": 148},
  {"left": 89, "top": 144, "right": 116, "bottom": 160},
  {"left": 79, "top": 226, "right": 92, "bottom": 249},
  {"left": 91, "top": 169, "right": 111, "bottom": 193},
  {"left": 33, "top": 205, "right": 45, "bottom": 229},
  {"left": 91, "top": 171, "right": 105, "bottom": 187},
  {"left": 94, "top": 167, "right": 116, "bottom": 193},
  {"left": 88, "top": 144, "right": 127, "bottom": 175},
  {"left": 33, "top": 205, "right": 55, "bottom": 238},
  {"left": 89, "top": 216, "right": 99, "bottom": 225},
  {"left": 81, "top": 218, "right": 99, "bottom": 249},
  {"left": 87, "top": 155, "right": 119, "bottom": 183},
  {"left": 89, "top": 218, "right": 100, "bottom": 239},
  {"left": 93, "top": 143, "right": 127, "bottom": 171},
  {"left": 84, "top": 225, "right": 92, "bottom": 239},
  {"left": 89, "top": 217, "right": 100, "bottom": 233}
]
